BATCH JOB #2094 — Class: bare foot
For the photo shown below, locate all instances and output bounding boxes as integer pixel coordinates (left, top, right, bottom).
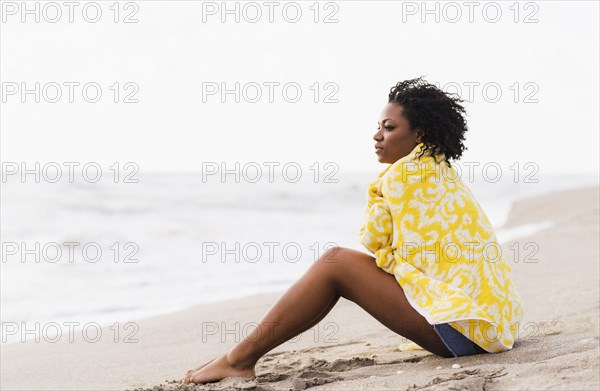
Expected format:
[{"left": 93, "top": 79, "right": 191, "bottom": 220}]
[
  {"left": 184, "top": 357, "right": 215, "bottom": 377},
  {"left": 181, "top": 353, "right": 255, "bottom": 384}
]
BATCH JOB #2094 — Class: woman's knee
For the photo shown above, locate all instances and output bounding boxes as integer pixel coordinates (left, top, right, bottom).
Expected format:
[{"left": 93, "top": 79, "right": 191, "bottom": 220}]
[
  {"left": 316, "top": 246, "right": 366, "bottom": 268},
  {"left": 319, "top": 246, "right": 346, "bottom": 264},
  {"left": 309, "top": 246, "right": 345, "bottom": 276},
  {"left": 313, "top": 247, "right": 375, "bottom": 288}
]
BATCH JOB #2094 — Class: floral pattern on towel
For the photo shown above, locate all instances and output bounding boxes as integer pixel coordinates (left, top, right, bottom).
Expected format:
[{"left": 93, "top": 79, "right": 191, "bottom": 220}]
[{"left": 358, "top": 142, "right": 525, "bottom": 353}]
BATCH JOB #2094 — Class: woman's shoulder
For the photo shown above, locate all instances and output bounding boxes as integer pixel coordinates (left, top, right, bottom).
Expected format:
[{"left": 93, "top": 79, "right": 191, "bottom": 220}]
[{"left": 383, "top": 153, "right": 452, "bottom": 189}]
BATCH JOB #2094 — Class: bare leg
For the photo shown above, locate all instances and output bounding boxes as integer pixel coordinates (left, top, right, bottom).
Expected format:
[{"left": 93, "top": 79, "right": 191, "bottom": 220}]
[{"left": 182, "top": 246, "right": 452, "bottom": 384}]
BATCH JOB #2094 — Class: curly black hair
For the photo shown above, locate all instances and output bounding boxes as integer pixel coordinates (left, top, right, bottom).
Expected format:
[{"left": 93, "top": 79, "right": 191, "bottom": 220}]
[{"left": 388, "top": 77, "right": 468, "bottom": 167}]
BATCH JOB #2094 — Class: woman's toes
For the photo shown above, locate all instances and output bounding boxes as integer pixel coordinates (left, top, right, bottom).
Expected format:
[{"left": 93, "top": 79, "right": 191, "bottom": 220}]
[
  {"left": 180, "top": 354, "right": 254, "bottom": 385},
  {"left": 182, "top": 373, "right": 193, "bottom": 384}
]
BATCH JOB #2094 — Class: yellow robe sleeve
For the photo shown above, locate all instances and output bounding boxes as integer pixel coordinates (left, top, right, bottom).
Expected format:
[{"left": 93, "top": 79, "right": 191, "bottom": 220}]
[{"left": 358, "top": 172, "right": 397, "bottom": 275}]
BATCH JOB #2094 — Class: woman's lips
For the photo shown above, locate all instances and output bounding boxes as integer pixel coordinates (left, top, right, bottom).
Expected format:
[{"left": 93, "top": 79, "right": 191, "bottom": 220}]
[{"left": 375, "top": 147, "right": 384, "bottom": 154}]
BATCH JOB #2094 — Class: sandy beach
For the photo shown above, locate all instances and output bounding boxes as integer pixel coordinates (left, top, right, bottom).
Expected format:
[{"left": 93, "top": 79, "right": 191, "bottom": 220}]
[{"left": 2, "top": 186, "right": 599, "bottom": 391}]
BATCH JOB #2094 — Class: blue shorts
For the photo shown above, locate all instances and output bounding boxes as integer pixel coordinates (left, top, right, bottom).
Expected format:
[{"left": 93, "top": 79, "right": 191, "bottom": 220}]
[{"left": 433, "top": 323, "right": 488, "bottom": 357}]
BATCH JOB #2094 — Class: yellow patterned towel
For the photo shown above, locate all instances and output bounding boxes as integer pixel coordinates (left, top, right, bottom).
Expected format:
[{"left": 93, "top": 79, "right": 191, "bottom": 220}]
[{"left": 358, "top": 142, "right": 524, "bottom": 353}]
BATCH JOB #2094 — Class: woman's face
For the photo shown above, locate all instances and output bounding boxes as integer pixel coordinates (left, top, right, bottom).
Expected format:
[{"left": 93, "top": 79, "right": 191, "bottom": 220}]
[{"left": 373, "top": 102, "right": 422, "bottom": 164}]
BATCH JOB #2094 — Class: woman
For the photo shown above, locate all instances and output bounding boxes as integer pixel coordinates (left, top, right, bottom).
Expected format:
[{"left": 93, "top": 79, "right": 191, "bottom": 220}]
[{"left": 182, "top": 77, "right": 524, "bottom": 384}]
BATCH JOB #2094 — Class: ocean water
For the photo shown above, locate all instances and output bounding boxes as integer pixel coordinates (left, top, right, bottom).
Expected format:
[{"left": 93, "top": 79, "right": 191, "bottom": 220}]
[{"left": 1, "top": 171, "right": 597, "bottom": 342}]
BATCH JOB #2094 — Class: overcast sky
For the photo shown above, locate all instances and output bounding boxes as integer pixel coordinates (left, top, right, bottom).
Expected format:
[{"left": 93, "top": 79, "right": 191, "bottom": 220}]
[{"left": 1, "top": 1, "right": 598, "bottom": 176}]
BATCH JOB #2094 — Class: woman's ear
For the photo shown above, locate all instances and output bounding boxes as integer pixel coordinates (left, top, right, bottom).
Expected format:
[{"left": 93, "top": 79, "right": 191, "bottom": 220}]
[{"left": 415, "top": 129, "right": 423, "bottom": 143}]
